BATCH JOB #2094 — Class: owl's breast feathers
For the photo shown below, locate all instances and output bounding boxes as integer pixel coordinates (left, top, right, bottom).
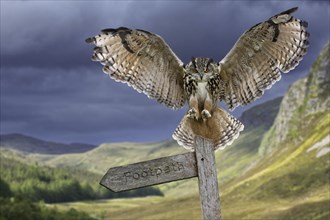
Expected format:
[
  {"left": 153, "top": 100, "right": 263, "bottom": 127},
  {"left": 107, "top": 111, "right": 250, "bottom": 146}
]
[
  {"left": 196, "top": 82, "right": 208, "bottom": 102},
  {"left": 184, "top": 75, "right": 223, "bottom": 104},
  {"left": 186, "top": 78, "right": 221, "bottom": 104}
]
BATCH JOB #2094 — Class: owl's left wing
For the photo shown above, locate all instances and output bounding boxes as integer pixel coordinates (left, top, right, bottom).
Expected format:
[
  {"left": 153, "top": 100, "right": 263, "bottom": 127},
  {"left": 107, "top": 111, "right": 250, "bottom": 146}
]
[
  {"left": 86, "top": 27, "right": 186, "bottom": 109},
  {"left": 218, "top": 7, "right": 309, "bottom": 111}
]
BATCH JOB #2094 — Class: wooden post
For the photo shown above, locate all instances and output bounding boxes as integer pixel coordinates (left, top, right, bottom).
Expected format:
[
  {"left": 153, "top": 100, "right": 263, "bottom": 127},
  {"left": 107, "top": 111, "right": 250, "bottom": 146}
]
[{"left": 195, "top": 136, "right": 221, "bottom": 220}]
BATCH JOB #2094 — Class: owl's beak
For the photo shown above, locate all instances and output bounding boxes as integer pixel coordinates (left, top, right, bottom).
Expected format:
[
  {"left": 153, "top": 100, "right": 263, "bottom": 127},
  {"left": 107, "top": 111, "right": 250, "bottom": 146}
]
[{"left": 199, "top": 73, "right": 203, "bottom": 80}]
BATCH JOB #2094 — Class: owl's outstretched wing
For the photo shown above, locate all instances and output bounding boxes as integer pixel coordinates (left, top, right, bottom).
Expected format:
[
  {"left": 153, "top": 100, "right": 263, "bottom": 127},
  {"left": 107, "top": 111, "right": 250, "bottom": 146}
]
[
  {"left": 86, "top": 27, "right": 186, "bottom": 109},
  {"left": 218, "top": 7, "right": 309, "bottom": 111}
]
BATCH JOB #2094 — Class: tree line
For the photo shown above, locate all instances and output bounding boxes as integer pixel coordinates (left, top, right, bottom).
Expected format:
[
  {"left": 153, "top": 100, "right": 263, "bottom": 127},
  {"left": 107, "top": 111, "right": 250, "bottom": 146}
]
[
  {"left": 0, "top": 177, "right": 96, "bottom": 220},
  {"left": 0, "top": 156, "right": 164, "bottom": 219},
  {"left": 0, "top": 156, "right": 163, "bottom": 203}
]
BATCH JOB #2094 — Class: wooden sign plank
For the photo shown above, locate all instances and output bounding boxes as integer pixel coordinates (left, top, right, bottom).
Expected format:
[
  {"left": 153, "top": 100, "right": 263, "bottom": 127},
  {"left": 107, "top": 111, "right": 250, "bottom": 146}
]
[
  {"left": 100, "top": 152, "right": 197, "bottom": 192},
  {"left": 195, "top": 136, "right": 221, "bottom": 220}
]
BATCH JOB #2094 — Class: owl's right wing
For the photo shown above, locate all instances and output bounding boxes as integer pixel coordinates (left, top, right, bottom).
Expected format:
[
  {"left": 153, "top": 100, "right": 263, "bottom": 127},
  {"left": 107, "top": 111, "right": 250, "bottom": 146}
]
[
  {"left": 86, "top": 27, "right": 186, "bottom": 109},
  {"left": 218, "top": 7, "right": 309, "bottom": 111}
]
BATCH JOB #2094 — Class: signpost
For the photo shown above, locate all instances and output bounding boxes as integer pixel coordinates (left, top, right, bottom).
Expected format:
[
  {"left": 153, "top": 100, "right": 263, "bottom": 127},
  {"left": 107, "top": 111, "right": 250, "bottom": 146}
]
[{"left": 100, "top": 136, "right": 222, "bottom": 220}]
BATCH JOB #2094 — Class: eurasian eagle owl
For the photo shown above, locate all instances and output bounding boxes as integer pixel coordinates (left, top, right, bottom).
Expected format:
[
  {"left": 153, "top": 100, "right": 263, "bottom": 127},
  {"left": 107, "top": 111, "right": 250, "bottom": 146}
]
[{"left": 86, "top": 7, "right": 309, "bottom": 151}]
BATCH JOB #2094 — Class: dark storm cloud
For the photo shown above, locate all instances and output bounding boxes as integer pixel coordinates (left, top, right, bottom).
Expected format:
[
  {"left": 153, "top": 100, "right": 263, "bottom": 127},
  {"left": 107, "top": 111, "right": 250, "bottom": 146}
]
[
  {"left": 1, "top": 1, "right": 129, "bottom": 68},
  {"left": 1, "top": 1, "right": 329, "bottom": 144},
  {"left": 0, "top": 65, "right": 185, "bottom": 143}
]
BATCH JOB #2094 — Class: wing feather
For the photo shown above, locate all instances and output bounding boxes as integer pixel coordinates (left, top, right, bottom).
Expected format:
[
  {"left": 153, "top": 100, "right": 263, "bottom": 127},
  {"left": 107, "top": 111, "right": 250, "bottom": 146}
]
[
  {"left": 86, "top": 27, "right": 186, "bottom": 109},
  {"left": 219, "top": 7, "right": 309, "bottom": 111}
]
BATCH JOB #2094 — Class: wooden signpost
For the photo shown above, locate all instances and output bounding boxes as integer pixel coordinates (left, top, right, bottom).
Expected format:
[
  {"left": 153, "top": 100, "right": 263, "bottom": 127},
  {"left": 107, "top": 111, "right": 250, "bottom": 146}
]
[{"left": 100, "top": 136, "right": 221, "bottom": 220}]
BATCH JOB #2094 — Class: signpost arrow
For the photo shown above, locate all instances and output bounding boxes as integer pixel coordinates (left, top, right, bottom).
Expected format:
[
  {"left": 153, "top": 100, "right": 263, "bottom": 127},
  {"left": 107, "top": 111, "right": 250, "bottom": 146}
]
[
  {"left": 100, "top": 137, "right": 221, "bottom": 220},
  {"left": 100, "top": 152, "right": 197, "bottom": 192}
]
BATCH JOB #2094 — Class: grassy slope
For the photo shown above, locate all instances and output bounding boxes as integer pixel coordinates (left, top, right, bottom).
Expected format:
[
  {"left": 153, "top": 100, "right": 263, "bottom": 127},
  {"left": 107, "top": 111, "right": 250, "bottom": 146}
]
[{"left": 49, "top": 111, "right": 329, "bottom": 220}]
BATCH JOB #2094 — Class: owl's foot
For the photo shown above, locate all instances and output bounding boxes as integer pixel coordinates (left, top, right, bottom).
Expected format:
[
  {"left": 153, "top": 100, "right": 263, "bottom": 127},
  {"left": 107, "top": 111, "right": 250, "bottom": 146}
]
[
  {"left": 201, "top": 109, "right": 211, "bottom": 121},
  {"left": 187, "top": 108, "right": 199, "bottom": 120}
]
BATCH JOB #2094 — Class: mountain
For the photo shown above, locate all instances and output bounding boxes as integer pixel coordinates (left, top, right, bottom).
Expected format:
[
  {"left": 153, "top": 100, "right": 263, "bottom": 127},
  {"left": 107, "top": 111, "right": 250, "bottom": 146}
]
[
  {"left": 239, "top": 96, "right": 282, "bottom": 130},
  {"left": 0, "top": 133, "right": 96, "bottom": 154}
]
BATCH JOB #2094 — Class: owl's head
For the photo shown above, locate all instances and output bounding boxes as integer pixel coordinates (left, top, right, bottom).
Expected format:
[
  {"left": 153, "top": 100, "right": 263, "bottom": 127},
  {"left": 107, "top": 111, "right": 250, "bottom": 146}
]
[{"left": 185, "top": 57, "right": 217, "bottom": 81}]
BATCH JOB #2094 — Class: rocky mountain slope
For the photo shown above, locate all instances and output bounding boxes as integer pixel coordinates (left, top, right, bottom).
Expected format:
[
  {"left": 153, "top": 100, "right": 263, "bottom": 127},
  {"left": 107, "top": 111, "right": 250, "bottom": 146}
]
[
  {"left": 260, "top": 42, "right": 330, "bottom": 155},
  {"left": 239, "top": 97, "right": 282, "bottom": 130}
]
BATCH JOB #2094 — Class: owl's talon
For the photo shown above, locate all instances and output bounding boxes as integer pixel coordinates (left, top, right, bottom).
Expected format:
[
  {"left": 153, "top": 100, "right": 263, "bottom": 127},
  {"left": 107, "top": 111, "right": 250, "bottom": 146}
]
[
  {"left": 201, "top": 109, "right": 211, "bottom": 120},
  {"left": 187, "top": 108, "right": 199, "bottom": 120}
]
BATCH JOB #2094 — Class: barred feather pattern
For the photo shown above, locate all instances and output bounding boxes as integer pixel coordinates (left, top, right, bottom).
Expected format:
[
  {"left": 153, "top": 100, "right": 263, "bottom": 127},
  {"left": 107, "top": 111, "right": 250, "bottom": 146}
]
[
  {"left": 86, "top": 27, "right": 186, "bottom": 109},
  {"left": 172, "top": 116, "right": 195, "bottom": 151},
  {"left": 173, "top": 107, "right": 244, "bottom": 151},
  {"left": 219, "top": 7, "right": 309, "bottom": 111}
]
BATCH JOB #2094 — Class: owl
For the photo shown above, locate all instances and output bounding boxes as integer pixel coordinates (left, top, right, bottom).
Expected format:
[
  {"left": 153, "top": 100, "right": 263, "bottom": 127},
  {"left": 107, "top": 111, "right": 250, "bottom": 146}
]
[{"left": 86, "top": 7, "right": 309, "bottom": 151}]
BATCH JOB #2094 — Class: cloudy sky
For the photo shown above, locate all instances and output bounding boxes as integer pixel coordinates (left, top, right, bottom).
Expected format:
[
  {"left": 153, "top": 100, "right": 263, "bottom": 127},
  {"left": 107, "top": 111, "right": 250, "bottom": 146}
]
[{"left": 1, "top": 1, "right": 329, "bottom": 145}]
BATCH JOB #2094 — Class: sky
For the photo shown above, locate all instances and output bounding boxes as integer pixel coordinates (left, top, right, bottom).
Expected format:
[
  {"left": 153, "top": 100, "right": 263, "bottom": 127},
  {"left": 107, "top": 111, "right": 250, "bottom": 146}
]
[{"left": 1, "top": 0, "right": 329, "bottom": 145}]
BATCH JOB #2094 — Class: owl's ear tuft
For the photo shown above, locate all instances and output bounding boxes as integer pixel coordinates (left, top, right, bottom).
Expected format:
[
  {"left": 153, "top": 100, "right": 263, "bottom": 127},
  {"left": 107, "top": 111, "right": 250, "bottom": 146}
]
[{"left": 191, "top": 56, "right": 197, "bottom": 68}]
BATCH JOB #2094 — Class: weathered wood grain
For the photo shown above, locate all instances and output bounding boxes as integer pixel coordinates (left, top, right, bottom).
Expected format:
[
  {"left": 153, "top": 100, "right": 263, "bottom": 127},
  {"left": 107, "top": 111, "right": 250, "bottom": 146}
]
[
  {"left": 100, "top": 152, "right": 197, "bottom": 192},
  {"left": 195, "top": 136, "right": 221, "bottom": 220}
]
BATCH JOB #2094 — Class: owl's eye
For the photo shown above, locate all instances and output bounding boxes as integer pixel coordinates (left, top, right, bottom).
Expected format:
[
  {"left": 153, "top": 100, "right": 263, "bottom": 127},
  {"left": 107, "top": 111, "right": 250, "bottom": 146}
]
[{"left": 205, "top": 64, "right": 213, "bottom": 73}]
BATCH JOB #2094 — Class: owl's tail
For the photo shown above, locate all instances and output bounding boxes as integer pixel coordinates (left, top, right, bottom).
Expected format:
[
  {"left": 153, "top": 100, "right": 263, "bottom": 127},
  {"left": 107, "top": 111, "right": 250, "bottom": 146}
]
[{"left": 172, "top": 107, "right": 244, "bottom": 151}]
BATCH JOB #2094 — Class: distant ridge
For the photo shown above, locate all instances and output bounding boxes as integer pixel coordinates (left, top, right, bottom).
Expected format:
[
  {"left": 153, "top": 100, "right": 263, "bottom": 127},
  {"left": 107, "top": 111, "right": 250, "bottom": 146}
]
[
  {"left": 239, "top": 97, "right": 283, "bottom": 131},
  {"left": 0, "top": 96, "right": 282, "bottom": 156},
  {"left": 0, "top": 133, "right": 96, "bottom": 154}
]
